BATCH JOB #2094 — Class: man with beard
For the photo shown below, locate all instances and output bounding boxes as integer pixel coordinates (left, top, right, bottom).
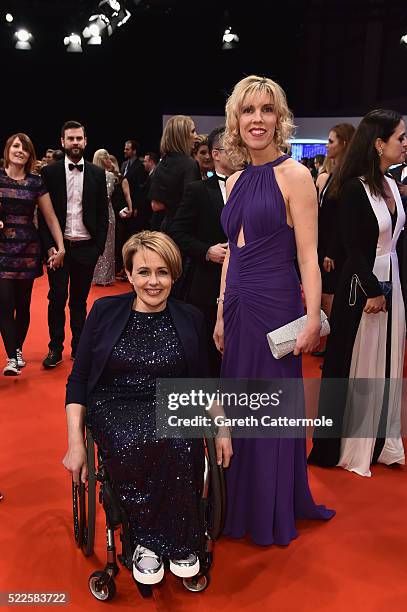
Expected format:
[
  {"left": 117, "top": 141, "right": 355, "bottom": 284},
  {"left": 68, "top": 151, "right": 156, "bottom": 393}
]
[{"left": 39, "top": 120, "right": 108, "bottom": 368}]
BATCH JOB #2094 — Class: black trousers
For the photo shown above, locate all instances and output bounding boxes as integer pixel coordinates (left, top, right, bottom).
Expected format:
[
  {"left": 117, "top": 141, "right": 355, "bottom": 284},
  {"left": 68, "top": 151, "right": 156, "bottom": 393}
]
[
  {"left": 0, "top": 278, "right": 34, "bottom": 359},
  {"left": 47, "top": 241, "right": 99, "bottom": 353}
]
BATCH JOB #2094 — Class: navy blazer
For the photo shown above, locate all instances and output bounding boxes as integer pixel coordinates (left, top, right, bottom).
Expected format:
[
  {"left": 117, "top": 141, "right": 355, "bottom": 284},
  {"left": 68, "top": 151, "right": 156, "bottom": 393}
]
[{"left": 66, "top": 292, "right": 210, "bottom": 406}]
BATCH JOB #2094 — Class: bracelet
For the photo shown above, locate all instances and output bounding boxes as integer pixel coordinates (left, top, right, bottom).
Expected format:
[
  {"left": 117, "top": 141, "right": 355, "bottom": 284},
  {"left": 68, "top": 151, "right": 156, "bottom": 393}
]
[{"left": 216, "top": 297, "right": 224, "bottom": 304}]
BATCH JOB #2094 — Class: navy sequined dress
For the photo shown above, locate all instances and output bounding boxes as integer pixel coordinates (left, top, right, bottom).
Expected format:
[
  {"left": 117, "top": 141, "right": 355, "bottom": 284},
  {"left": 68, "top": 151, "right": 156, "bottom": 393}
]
[{"left": 86, "top": 307, "right": 204, "bottom": 558}]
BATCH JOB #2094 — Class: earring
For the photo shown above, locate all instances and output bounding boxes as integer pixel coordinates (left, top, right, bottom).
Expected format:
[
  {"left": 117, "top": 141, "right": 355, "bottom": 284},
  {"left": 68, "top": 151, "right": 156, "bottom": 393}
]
[{"left": 377, "top": 147, "right": 383, "bottom": 157}]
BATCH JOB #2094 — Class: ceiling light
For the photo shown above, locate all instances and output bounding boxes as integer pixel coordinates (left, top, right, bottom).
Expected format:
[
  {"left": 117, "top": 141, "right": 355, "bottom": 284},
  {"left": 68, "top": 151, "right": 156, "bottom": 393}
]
[
  {"left": 88, "top": 23, "right": 100, "bottom": 37},
  {"left": 400, "top": 34, "right": 407, "bottom": 45},
  {"left": 14, "top": 28, "right": 32, "bottom": 50},
  {"left": 222, "top": 27, "right": 239, "bottom": 50},
  {"left": 64, "top": 33, "right": 82, "bottom": 52},
  {"left": 5, "top": 13, "right": 13, "bottom": 23}
]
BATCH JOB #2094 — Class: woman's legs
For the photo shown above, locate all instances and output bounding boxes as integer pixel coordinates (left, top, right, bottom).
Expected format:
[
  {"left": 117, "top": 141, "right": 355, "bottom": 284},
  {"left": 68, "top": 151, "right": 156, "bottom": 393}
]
[
  {"left": 0, "top": 279, "right": 17, "bottom": 359},
  {"left": 0, "top": 278, "right": 34, "bottom": 360},
  {"left": 14, "top": 279, "right": 34, "bottom": 350},
  {"left": 321, "top": 292, "right": 334, "bottom": 319}
]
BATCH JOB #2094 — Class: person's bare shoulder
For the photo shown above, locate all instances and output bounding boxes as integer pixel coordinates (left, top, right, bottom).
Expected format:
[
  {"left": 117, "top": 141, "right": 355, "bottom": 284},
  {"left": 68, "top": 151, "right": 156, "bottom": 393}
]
[
  {"left": 226, "top": 170, "right": 244, "bottom": 198},
  {"left": 278, "top": 157, "right": 310, "bottom": 179},
  {"left": 316, "top": 171, "right": 329, "bottom": 192}
]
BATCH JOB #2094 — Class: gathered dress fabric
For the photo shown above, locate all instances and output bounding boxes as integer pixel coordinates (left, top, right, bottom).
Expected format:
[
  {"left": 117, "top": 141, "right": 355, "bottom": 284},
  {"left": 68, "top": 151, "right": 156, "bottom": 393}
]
[
  {"left": 92, "top": 171, "right": 116, "bottom": 285},
  {"left": 308, "top": 177, "right": 406, "bottom": 476},
  {"left": 220, "top": 156, "right": 334, "bottom": 546},
  {"left": 86, "top": 308, "right": 204, "bottom": 558}
]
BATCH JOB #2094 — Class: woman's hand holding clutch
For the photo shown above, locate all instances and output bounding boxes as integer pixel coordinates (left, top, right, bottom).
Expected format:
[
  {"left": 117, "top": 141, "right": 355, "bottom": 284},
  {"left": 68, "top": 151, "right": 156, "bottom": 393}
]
[
  {"left": 62, "top": 442, "right": 88, "bottom": 484},
  {"left": 293, "top": 321, "right": 321, "bottom": 356}
]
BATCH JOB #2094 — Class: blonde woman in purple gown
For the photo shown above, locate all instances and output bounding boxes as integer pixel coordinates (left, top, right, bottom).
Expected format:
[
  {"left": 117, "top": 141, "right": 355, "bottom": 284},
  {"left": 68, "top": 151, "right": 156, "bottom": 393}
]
[{"left": 214, "top": 75, "right": 334, "bottom": 546}]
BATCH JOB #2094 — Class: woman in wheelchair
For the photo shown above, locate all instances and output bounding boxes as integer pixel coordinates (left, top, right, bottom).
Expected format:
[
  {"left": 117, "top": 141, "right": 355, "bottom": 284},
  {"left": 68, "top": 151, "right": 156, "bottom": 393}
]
[{"left": 63, "top": 231, "right": 232, "bottom": 585}]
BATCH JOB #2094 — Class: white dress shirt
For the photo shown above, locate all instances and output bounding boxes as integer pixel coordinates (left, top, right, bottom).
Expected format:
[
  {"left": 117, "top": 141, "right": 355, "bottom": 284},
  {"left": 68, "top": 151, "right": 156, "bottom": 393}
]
[
  {"left": 216, "top": 173, "right": 228, "bottom": 204},
  {"left": 64, "top": 156, "right": 90, "bottom": 240}
]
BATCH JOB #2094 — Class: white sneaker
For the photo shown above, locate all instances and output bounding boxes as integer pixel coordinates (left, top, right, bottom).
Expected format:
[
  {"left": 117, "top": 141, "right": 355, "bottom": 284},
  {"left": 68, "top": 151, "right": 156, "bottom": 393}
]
[
  {"left": 16, "top": 348, "right": 26, "bottom": 368},
  {"left": 169, "top": 553, "right": 200, "bottom": 578},
  {"left": 3, "top": 358, "right": 21, "bottom": 376},
  {"left": 132, "top": 545, "right": 164, "bottom": 585}
]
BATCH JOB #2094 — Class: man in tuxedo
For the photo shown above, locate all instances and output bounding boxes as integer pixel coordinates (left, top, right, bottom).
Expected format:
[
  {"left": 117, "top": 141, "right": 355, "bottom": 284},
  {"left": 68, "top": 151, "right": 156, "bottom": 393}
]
[
  {"left": 120, "top": 139, "right": 139, "bottom": 176},
  {"left": 169, "top": 127, "right": 235, "bottom": 375},
  {"left": 39, "top": 120, "right": 108, "bottom": 368},
  {"left": 135, "top": 151, "right": 158, "bottom": 231}
]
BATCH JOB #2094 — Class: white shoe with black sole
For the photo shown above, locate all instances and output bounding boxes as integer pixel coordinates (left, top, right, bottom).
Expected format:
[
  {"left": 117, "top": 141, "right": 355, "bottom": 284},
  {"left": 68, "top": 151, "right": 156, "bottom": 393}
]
[
  {"left": 169, "top": 553, "right": 200, "bottom": 578},
  {"left": 132, "top": 545, "right": 164, "bottom": 585},
  {"left": 3, "top": 358, "right": 21, "bottom": 376}
]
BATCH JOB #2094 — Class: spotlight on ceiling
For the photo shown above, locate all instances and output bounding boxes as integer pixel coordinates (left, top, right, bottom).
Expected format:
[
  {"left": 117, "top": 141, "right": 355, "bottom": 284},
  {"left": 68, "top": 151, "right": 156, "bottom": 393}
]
[
  {"left": 83, "top": 14, "right": 109, "bottom": 44},
  {"left": 82, "top": 0, "right": 131, "bottom": 44},
  {"left": 14, "top": 28, "right": 32, "bottom": 50},
  {"left": 400, "top": 34, "right": 407, "bottom": 46},
  {"left": 222, "top": 26, "right": 239, "bottom": 50},
  {"left": 64, "top": 33, "right": 83, "bottom": 52},
  {"left": 5, "top": 13, "right": 13, "bottom": 23}
]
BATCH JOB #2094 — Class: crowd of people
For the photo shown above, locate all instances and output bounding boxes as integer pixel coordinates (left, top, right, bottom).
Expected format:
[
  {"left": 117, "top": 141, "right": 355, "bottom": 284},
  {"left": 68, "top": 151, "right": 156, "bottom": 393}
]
[{"left": 1, "top": 73, "right": 407, "bottom": 585}]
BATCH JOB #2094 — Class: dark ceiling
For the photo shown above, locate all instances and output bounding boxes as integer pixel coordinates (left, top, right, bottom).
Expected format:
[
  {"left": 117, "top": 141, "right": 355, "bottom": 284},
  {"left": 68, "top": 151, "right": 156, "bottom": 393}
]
[{"left": 1, "top": 0, "right": 407, "bottom": 158}]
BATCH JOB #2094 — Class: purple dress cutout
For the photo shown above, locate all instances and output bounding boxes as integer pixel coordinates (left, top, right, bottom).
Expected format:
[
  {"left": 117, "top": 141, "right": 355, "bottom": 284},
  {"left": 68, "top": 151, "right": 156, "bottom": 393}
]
[{"left": 221, "top": 156, "right": 335, "bottom": 546}]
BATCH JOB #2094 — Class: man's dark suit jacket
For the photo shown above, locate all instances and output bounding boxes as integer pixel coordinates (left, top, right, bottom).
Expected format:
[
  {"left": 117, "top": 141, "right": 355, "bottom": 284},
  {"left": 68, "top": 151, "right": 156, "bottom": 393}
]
[
  {"left": 124, "top": 158, "right": 147, "bottom": 212},
  {"left": 66, "top": 292, "right": 210, "bottom": 405},
  {"left": 39, "top": 160, "right": 108, "bottom": 255},
  {"left": 169, "top": 175, "right": 226, "bottom": 307}
]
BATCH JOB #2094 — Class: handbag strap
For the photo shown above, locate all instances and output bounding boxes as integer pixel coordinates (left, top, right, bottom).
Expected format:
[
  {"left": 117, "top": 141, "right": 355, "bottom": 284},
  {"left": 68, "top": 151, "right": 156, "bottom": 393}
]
[{"left": 349, "top": 274, "right": 367, "bottom": 307}]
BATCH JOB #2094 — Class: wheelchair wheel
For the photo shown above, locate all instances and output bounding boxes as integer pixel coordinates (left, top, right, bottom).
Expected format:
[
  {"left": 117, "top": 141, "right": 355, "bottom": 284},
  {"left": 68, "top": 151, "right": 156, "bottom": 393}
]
[
  {"left": 88, "top": 571, "right": 116, "bottom": 601},
  {"left": 72, "top": 429, "right": 96, "bottom": 556},
  {"left": 183, "top": 574, "right": 210, "bottom": 593},
  {"left": 204, "top": 436, "right": 226, "bottom": 540}
]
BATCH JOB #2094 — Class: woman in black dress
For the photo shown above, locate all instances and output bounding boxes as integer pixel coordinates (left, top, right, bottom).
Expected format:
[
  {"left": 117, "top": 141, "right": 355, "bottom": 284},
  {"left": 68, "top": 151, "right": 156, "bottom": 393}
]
[
  {"left": 63, "top": 231, "right": 232, "bottom": 585},
  {"left": 309, "top": 110, "right": 407, "bottom": 475},
  {"left": 150, "top": 115, "right": 200, "bottom": 232},
  {"left": 0, "top": 133, "right": 65, "bottom": 376},
  {"left": 317, "top": 123, "right": 355, "bottom": 319}
]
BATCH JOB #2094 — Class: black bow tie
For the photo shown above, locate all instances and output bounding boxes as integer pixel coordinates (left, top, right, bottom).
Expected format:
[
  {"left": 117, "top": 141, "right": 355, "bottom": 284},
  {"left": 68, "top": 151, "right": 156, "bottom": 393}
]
[
  {"left": 216, "top": 174, "right": 228, "bottom": 182},
  {"left": 68, "top": 163, "right": 83, "bottom": 172}
]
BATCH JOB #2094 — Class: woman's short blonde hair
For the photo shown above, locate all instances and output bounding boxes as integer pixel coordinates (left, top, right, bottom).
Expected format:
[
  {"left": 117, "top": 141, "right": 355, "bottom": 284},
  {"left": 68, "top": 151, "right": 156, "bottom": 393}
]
[
  {"left": 122, "top": 231, "right": 182, "bottom": 280},
  {"left": 160, "top": 115, "right": 195, "bottom": 157},
  {"left": 224, "top": 75, "right": 295, "bottom": 168},
  {"left": 93, "top": 148, "right": 109, "bottom": 168}
]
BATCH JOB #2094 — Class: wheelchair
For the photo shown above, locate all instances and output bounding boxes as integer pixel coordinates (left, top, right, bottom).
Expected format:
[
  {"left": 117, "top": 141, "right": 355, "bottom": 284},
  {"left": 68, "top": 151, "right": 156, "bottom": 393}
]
[{"left": 72, "top": 426, "right": 226, "bottom": 601}]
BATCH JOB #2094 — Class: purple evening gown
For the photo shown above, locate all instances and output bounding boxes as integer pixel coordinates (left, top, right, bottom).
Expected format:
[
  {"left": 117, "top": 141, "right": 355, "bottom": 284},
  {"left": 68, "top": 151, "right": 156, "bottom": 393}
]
[{"left": 221, "top": 155, "right": 335, "bottom": 546}]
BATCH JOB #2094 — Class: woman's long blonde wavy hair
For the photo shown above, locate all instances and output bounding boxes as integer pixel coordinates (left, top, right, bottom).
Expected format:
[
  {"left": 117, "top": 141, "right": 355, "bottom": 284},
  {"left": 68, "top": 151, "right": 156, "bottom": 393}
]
[{"left": 224, "top": 75, "right": 295, "bottom": 168}]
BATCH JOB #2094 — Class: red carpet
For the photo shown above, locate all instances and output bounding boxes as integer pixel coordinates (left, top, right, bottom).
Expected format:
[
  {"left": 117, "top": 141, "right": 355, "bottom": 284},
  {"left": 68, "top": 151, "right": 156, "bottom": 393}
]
[{"left": 1, "top": 275, "right": 407, "bottom": 611}]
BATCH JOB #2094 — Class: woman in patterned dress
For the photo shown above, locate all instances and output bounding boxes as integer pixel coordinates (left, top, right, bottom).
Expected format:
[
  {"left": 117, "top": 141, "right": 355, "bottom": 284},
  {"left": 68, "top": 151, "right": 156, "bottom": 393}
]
[{"left": 0, "top": 133, "right": 65, "bottom": 375}]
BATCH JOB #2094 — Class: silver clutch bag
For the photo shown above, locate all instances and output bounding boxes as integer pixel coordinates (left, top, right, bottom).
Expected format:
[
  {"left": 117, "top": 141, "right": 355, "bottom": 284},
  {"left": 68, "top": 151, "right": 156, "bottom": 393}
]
[{"left": 266, "top": 310, "right": 330, "bottom": 359}]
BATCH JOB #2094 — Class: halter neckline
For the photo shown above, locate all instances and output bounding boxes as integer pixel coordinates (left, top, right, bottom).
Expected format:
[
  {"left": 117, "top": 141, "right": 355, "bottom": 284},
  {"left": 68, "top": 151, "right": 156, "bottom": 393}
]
[{"left": 248, "top": 154, "right": 289, "bottom": 170}]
